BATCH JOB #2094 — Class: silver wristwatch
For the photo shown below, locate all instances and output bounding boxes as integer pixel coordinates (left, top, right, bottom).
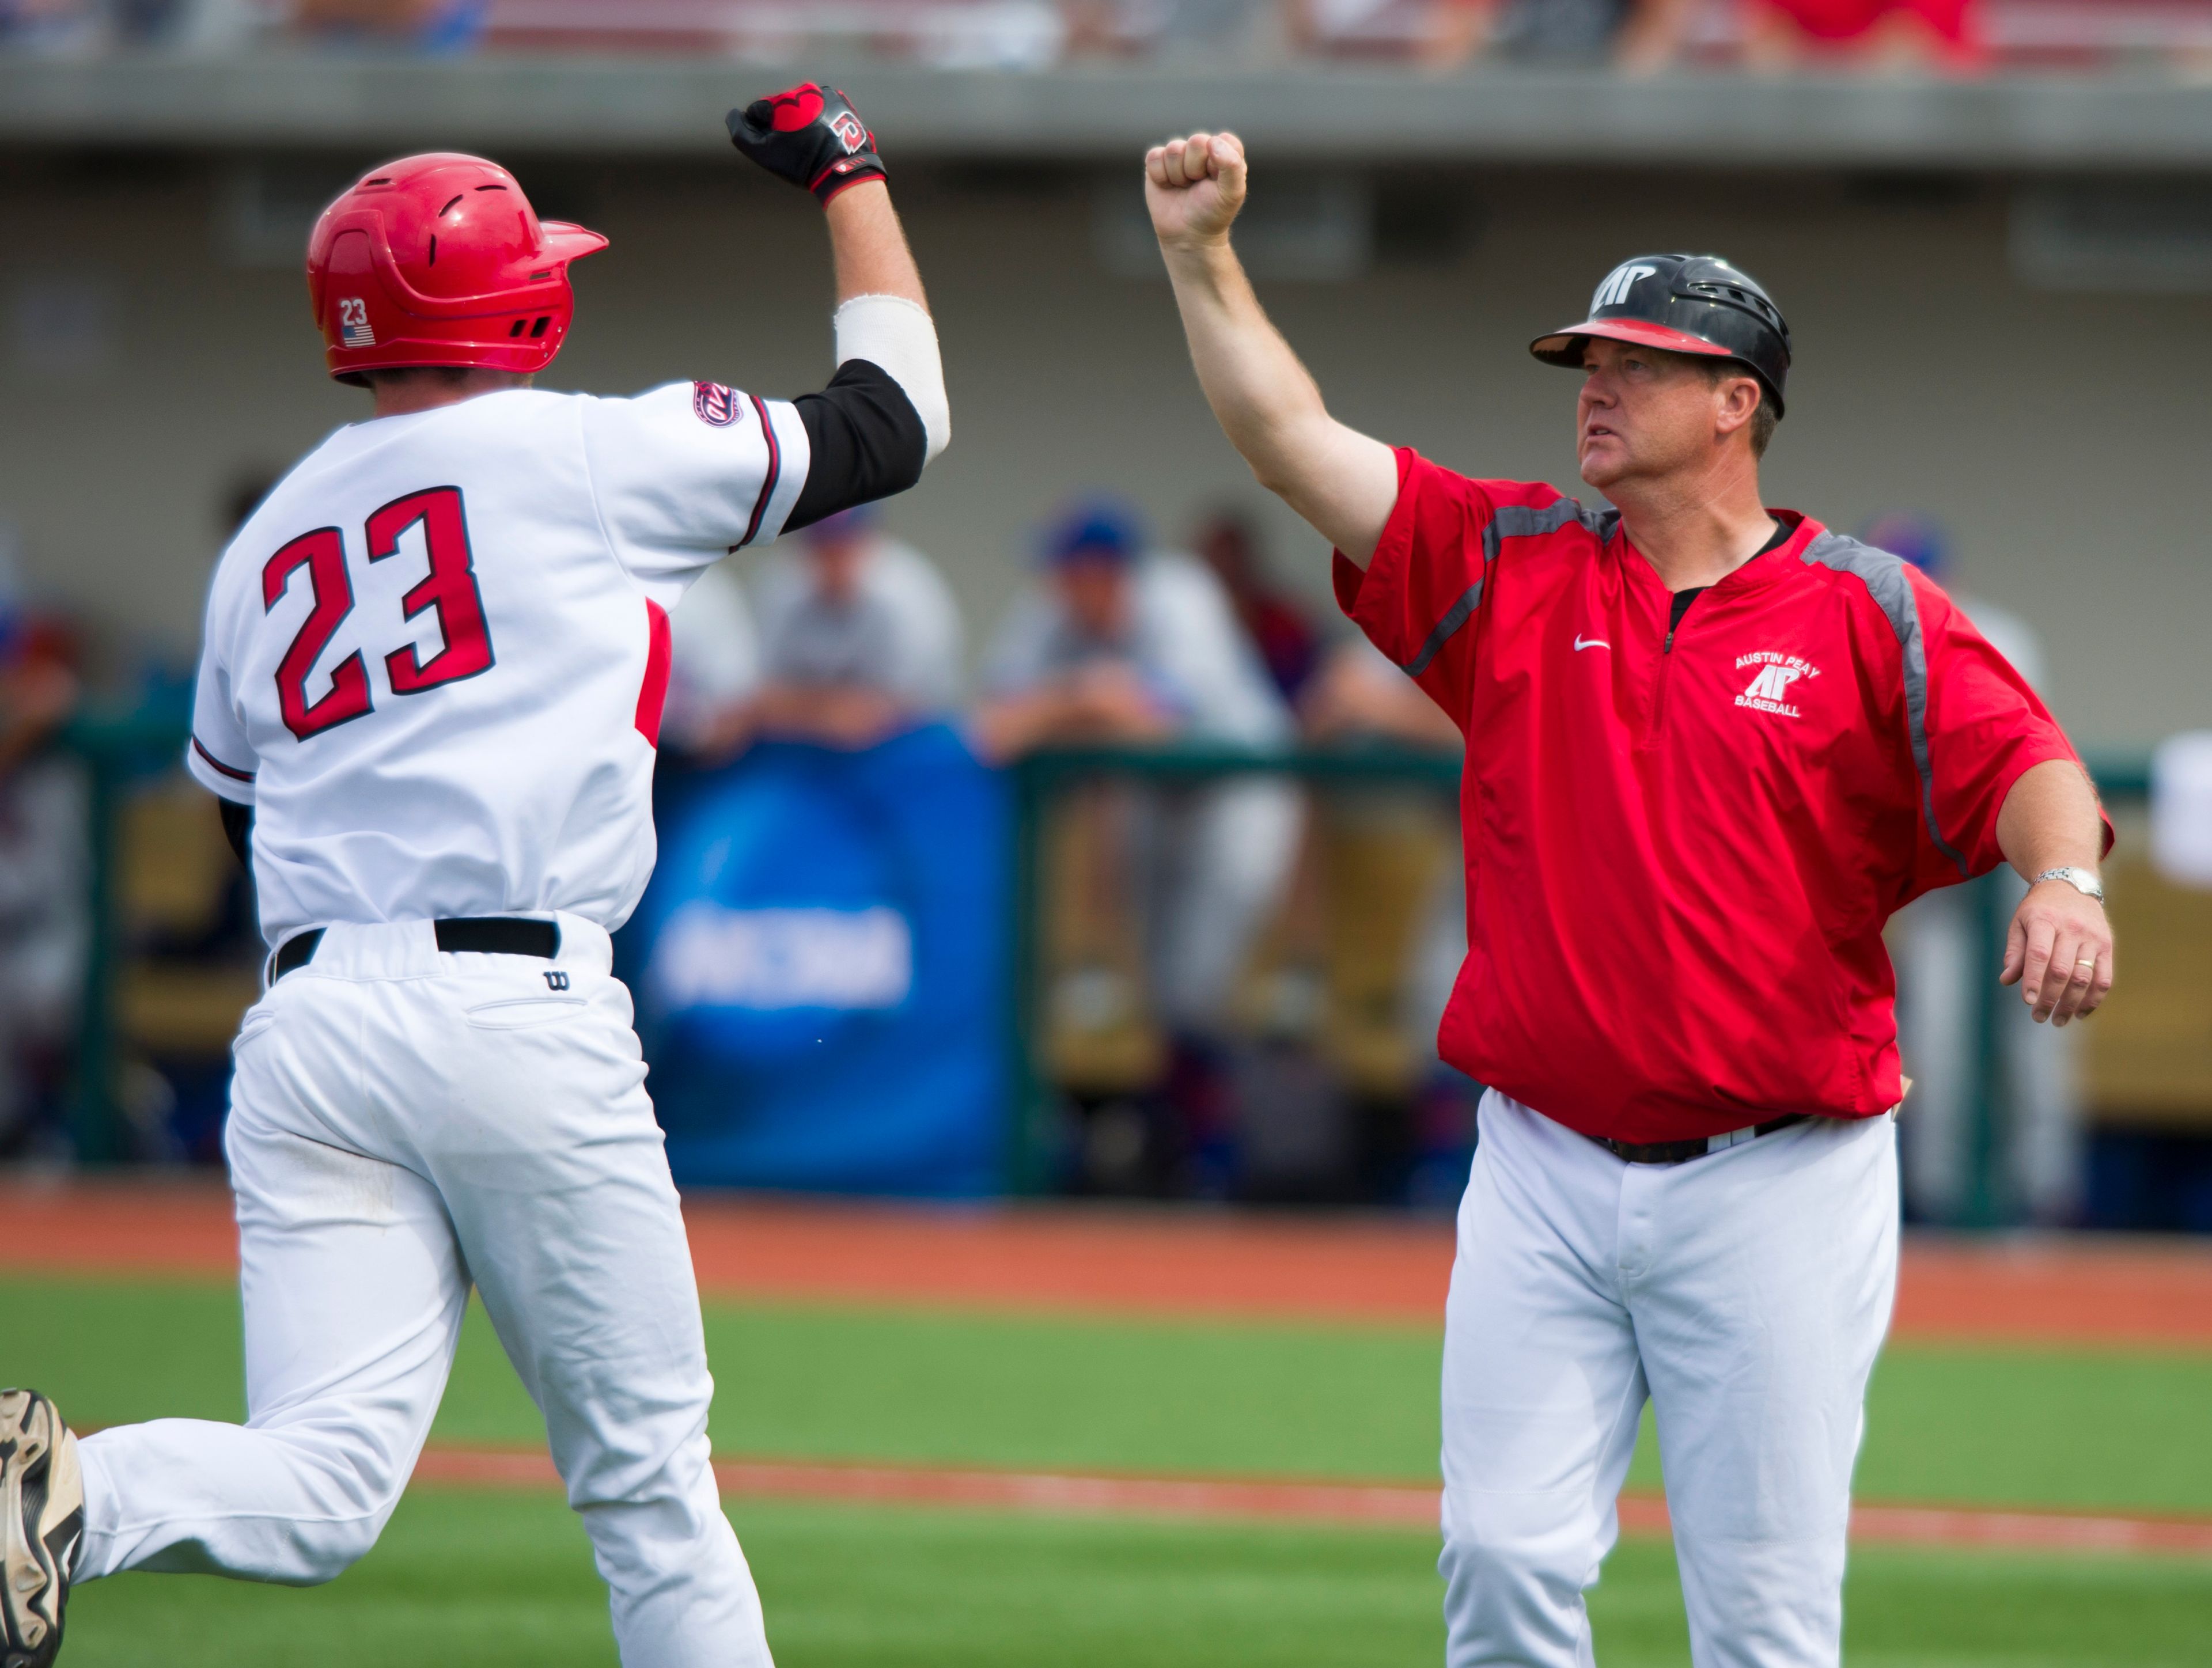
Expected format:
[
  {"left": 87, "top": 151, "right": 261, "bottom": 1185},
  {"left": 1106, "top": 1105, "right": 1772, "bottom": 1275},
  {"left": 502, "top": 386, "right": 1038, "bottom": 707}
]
[{"left": 2033, "top": 866, "right": 2105, "bottom": 903}]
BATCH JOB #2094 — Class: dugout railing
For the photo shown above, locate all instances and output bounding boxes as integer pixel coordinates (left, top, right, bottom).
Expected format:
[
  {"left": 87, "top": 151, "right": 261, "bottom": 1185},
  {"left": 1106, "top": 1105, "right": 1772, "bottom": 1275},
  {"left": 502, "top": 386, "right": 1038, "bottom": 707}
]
[
  {"left": 49, "top": 714, "right": 2153, "bottom": 1224},
  {"left": 1007, "top": 741, "right": 2156, "bottom": 1222}
]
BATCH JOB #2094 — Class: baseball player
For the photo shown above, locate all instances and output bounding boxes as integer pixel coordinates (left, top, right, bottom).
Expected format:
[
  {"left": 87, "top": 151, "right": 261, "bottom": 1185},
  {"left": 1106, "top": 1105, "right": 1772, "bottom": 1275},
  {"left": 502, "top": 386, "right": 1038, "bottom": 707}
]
[
  {"left": 1143, "top": 132, "right": 2113, "bottom": 1665},
  {"left": 2, "top": 85, "right": 946, "bottom": 1668}
]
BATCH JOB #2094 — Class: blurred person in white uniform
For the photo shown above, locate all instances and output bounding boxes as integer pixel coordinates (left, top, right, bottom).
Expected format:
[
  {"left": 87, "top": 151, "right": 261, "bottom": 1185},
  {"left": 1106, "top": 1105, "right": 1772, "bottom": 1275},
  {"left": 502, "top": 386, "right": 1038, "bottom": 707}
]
[
  {"left": 976, "top": 498, "right": 1300, "bottom": 1063},
  {"left": 2150, "top": 732, "right": 2212, "bottom": 892},
  {"left": 1302, "top": 634, "right": 1467, "bottom": 1053},
  {"left": 1873, "top": 513, "right": 2081, "bottom": 1224},
  {"left": 0, "top": 530, "right": 86, "bottom": 1156},
  {"left": 749, "top": 505, "right": 963, "bottom": 749},
  {"left": 662, "top": 564, "right": 762, "bottom": 764}
]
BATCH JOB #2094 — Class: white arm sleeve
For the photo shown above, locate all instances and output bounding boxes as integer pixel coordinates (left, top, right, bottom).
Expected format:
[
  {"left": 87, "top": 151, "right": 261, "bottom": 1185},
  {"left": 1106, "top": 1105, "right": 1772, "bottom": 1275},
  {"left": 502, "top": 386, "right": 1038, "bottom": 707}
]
[{"left": 835, "top": 294, "right": 950, "bottom": 464}]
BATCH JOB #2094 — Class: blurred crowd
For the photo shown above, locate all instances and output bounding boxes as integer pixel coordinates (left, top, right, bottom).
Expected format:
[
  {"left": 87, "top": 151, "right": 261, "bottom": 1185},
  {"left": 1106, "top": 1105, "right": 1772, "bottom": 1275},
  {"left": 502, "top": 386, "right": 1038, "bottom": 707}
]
[
  {"left": 659, "top": 496, "right": 1475, "bottom": 1203},
  {"left": 0, "top": 526, "right": 86, "bottom": 1163},
  {"left": 653, "top": 496, "right": 2112, "bottom": 1215},
  {"left": 6, "top": 482, "right": 2212, "bottom": 1225},
  {"left": 7, "top": 0, "right": 2212, "bottom": 74}
]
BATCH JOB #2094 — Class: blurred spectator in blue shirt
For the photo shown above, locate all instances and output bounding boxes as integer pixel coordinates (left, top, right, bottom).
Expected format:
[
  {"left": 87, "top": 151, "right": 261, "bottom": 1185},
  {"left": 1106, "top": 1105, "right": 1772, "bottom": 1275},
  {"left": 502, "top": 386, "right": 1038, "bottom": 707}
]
[
  {"left": 976, "top": 498, "right": 1289, "bottom": 761},
  {"left": 748, "top": 506, "right": 964, "bottom": 752},
  {"left": 979, "top": 500, "right": 1301, "bottom": 1189},
  {"left": 1292, "top": 0, "right": 1649, "bottom": 67},
  {"left": 0, "top": 0, "right": 101, "bottom": 50},
  {"left": 290, "top": 0, "right": 484, "bottom": 48}
]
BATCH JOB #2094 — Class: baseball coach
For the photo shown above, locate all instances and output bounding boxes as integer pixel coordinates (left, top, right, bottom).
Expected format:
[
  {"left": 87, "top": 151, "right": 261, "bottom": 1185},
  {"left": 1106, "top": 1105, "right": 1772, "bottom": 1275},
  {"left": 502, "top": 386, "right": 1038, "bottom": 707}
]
[{"left": 1143, "top": 131, "right": 2115, "bottom": 1667}]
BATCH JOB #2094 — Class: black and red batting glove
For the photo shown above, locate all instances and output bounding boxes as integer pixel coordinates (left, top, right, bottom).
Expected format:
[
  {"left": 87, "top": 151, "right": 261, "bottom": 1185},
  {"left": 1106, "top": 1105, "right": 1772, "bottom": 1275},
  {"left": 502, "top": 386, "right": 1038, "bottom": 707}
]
[{"left": 728, "top": 84, "right": 887, "bottom": 206}]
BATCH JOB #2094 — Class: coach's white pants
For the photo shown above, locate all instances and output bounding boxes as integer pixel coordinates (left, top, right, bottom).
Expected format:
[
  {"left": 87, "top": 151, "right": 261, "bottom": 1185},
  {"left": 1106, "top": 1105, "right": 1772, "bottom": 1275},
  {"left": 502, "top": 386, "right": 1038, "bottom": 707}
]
[
  {"left": 1441, "top": 1092, "right": 1898, "bottom": 1668},
  {"left": 73, "top": 915, "right": 772, "bottom": 1668}
]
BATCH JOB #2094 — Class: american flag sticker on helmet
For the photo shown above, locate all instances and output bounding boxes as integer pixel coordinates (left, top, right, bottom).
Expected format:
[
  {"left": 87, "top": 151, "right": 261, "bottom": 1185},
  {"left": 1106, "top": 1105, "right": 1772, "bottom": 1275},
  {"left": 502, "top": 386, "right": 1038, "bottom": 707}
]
[{"left": 338, "top": 298, "right": 374, "bottom": 349}]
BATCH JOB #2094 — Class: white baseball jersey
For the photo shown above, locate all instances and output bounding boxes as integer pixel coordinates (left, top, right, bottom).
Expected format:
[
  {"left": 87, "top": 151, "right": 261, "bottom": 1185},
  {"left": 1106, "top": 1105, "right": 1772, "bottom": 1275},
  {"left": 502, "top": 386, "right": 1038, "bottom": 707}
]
[{"left": 187, "top": 381, "right": 810, "bottom": 949}]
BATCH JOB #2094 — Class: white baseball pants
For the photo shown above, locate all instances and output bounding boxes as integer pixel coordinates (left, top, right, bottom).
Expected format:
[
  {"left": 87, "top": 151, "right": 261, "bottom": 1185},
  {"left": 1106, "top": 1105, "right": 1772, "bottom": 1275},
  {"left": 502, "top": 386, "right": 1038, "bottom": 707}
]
[
  {"left": 1441, "top": 1091, "right": 1899, "bottom": 1667},
  {"left": 73, "top": 915, "right": 772, "bottom": 1668}
]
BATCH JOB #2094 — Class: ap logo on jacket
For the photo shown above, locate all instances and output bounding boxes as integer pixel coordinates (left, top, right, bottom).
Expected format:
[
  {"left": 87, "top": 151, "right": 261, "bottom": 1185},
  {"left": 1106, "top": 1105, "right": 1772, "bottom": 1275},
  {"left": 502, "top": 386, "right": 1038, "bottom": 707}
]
[{"left": 1735, "top": 650, "right": 1821, "bottom": 719}]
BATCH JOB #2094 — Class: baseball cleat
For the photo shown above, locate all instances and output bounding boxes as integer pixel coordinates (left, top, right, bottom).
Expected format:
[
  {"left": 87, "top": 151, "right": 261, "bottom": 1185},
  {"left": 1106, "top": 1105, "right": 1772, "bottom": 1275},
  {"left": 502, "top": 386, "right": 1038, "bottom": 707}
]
[{"left": 0, "top": 1390, "right": 81, "bottom": 1668}]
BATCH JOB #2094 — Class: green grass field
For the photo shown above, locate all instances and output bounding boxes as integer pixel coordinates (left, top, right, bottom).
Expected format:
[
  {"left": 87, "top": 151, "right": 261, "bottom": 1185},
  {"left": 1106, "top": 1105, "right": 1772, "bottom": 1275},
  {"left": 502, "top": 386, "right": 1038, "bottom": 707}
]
[
  {"left": 57, "top": 1491, "right": 2212, "bottom": 1668},
  {"left": 13, "top": 1274, "right": 2212, "bottom": 1665}
]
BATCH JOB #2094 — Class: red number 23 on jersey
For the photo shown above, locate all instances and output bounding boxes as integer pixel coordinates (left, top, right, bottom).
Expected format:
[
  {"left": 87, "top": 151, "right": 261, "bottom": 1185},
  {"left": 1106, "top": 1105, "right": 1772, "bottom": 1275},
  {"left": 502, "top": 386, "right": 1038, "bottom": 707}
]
[{"left": 263, "top": 486, "right": 495, "bottom": 742}]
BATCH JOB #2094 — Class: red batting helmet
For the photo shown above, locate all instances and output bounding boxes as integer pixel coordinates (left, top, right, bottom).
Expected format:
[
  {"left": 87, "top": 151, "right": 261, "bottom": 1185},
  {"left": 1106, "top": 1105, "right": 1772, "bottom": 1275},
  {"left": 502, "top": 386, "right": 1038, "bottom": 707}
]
[{"left": 306, "top": 153, "right": 608, "bottom": 386}]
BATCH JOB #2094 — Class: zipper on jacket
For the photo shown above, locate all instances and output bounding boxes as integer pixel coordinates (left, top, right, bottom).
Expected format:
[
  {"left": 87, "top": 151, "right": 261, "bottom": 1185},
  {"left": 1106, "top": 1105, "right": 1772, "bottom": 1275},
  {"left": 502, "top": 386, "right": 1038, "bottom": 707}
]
[
  {"left": 1652, "top": 586, "right": 1704, "bottom": 733},
  {"left": 1652, "top": 608, "right": 1686, "bottom": 734},
  {"left": 1662, "top": 587, "right": 1702, "bottom": 654}
]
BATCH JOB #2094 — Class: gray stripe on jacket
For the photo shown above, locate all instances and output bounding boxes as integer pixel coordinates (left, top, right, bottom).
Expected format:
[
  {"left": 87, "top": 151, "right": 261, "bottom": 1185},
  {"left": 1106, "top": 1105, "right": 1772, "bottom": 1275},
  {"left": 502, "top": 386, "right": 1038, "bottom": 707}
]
[
  {"left": 1400, "top": 498, "right": 1616, "bottom": 678},
  {"left": 1800, "top": 530, "right": 1969, "bottom": 875}
]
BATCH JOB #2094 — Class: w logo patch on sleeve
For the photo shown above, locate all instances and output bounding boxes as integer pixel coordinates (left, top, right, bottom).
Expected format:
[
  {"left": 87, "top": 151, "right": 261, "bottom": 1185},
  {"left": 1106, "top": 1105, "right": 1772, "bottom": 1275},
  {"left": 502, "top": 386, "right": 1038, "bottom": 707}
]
[{"left": 692, "top": 381, "right": 740, "bottom": 427}]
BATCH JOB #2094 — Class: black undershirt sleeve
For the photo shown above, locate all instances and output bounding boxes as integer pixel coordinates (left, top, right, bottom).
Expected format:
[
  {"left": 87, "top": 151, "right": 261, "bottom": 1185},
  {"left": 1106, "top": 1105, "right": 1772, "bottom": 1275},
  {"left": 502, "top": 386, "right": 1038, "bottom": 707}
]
[
  {"left": 786, "top": 359, "right": 929, "bottom": 533},
  {"left": 220, "top": 799, "right": 252, "bottom": 867}
]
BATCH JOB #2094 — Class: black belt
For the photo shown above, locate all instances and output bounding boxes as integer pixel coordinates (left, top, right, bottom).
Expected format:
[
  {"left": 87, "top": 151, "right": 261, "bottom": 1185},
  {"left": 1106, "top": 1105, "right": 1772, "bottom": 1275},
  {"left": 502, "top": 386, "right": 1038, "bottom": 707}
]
[
  {"left": 1589, "top": 1114, "right": 1809, "bottom": 1166},
  {"left": 271, "top": 916, "right": 561, "bottom": 981}
]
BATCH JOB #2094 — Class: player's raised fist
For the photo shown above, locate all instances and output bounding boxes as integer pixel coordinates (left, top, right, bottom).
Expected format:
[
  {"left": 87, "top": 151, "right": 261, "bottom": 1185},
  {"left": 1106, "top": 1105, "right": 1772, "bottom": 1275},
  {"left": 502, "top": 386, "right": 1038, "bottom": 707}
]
[
  {"left": 1145, "top": 131, "right": 1248, "bottom": 250},
  {"left": 728, "top": 84, "right": 887, "bottom": 206}
]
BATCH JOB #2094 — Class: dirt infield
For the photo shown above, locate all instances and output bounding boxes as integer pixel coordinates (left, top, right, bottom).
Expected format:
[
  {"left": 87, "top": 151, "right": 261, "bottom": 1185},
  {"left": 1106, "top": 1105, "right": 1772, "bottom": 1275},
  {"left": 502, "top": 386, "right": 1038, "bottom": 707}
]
[
  {"left": 411, "top": 1443, "right": 2212, "bottom": 1556},
  {"left": 5, "top": 1176, "right": 2210, "bottom": 1347}
]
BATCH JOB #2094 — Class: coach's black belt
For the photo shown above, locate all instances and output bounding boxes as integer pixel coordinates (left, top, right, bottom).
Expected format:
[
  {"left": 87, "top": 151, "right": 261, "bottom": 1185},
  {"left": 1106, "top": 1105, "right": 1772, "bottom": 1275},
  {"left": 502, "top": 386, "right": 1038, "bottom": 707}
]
[
  {"left": 270, "top": 916, "right": 562, "bottom": 981},
  {"left": 1588, "top": 1114, "right": 1809, "bottom": 1166}
]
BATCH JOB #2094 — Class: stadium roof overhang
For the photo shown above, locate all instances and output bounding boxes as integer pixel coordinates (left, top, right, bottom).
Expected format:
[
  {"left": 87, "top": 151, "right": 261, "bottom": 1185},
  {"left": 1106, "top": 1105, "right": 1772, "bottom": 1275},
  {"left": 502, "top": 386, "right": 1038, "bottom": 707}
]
[{"left": 4, "top": 56, "right": 2212, "bottom": 173}]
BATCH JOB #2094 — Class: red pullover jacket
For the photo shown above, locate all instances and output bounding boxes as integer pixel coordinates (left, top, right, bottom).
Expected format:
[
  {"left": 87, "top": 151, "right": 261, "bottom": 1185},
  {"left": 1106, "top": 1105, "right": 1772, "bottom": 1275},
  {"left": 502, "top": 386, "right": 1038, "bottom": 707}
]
[{"left": 1338, "top": 450, "right": 2105, "bottom": 1144}]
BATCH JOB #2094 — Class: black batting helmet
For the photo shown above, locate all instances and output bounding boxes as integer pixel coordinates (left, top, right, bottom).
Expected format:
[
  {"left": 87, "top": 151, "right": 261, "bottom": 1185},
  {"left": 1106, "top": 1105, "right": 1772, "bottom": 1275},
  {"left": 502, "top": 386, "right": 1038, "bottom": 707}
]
[{"left": 1530, "top": 253, "right": 1792, "bottom": 416}]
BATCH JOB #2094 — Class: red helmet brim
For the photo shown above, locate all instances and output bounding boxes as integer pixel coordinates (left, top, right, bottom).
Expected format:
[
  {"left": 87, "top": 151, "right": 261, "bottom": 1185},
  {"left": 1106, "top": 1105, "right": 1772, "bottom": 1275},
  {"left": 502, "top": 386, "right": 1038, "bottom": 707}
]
[
  {"left": 1529, "top": 318, "right": 1741, "bottom": 366},
  {"left": 539, "top": 222, "right": 610, "bottom": 264}
]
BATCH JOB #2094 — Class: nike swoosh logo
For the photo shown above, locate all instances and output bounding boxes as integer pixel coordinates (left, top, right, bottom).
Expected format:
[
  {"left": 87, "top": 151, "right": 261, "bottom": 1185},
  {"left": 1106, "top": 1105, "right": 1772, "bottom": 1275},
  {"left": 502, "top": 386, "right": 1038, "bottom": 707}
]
[{"left": 1574, "top": 635, "right": 1610, "bottom": 651}]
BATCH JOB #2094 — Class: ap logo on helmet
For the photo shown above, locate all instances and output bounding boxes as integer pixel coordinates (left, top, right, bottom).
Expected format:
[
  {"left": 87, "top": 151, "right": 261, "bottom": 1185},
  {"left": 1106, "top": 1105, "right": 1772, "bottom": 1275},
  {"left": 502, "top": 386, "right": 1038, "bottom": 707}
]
[{"left": 1592, "top": 262, "right": 1658, "bottom": 312}]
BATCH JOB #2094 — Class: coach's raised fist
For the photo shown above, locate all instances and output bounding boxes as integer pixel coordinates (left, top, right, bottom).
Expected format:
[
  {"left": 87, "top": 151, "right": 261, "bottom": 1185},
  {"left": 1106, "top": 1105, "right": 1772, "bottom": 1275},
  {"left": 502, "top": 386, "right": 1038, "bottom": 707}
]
[
  {"left": 1145, "top": 131, "right": 1248, "bottom": 250},
  {"left": 728, "top": 84, "right": 887, "bottom": 206}
]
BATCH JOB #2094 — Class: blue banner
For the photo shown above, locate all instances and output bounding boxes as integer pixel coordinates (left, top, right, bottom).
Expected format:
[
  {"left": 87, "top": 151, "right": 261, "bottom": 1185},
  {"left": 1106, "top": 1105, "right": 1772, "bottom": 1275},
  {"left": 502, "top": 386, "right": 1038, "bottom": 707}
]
[{"left": 620, "top": 724, "right": 1009, "bottom": 1197}]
